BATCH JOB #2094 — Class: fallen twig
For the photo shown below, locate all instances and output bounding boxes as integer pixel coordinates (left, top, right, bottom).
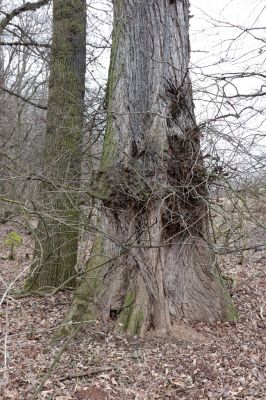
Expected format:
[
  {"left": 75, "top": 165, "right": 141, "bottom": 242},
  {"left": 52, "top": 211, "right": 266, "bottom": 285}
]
[
  {"left": 259, "top": 305, "right": 265, "bottom": 320},
  {"left": 31, "top": 326, "right": 81, "bottom": 400},
  {"left": 59, "top": 366, "right": 117, "bottom": 382}
]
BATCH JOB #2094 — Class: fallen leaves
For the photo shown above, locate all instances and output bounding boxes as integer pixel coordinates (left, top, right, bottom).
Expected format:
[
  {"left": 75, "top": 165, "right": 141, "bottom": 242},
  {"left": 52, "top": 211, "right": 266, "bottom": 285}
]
[
  {"left": 74, "top": 387, "right": 107, "bottom": 400},
  {"left": 0, "top": 223, "right": 265, "bottom": 399}
]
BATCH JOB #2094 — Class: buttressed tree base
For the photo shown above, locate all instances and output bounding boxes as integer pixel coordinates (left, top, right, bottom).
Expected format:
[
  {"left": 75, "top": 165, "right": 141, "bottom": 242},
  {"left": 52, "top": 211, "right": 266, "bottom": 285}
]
[{"left": 58, "top": 0, "right": 237, "bottom": 338}]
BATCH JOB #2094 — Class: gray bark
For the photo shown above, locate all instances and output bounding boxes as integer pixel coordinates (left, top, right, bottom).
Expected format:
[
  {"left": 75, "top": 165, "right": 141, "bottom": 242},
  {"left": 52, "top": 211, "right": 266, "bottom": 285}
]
[{"left": 58, "top": 0, "right": 236, "bottom": 338}]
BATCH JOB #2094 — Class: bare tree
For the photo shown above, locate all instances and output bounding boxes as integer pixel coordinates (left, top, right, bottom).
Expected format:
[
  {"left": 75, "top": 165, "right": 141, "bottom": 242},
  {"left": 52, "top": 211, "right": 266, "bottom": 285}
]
[
  {"left": 59, "top": 0, "right": 236, "bottom": 338},
  {"left": 25, "top": 0, "right": 86, "bottom": 291},
  {"left": 0, "top": 0, "right": 50, "bottom": 35},
  {"left": 0, "top": 0, "right": 50, "bottom": 222}
]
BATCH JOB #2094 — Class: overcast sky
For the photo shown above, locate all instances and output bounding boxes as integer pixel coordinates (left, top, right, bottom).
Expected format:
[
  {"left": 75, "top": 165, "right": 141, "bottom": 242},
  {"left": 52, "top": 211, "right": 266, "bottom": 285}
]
[
  {"left": 189, "top": 0, "right": 266, "bottom": 164},
  {"left": 190, "top": 0, "right": 265, "bottom": 76}
]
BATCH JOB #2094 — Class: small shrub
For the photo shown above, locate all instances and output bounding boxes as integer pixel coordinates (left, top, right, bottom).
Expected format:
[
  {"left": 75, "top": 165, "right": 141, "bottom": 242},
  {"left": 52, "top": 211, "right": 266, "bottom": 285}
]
[{"left": 4, "top": 231, "right": 23, "bottom": 260}]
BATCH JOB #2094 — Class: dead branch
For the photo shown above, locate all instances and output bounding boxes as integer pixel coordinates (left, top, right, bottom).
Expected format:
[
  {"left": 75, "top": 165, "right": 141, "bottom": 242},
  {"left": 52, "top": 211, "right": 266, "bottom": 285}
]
[
  {"left": 0, "top": 0, "right": 51, "bottom": 35},
  {"left": 59, "top": 366, "right": 117, "bottom": 382}
]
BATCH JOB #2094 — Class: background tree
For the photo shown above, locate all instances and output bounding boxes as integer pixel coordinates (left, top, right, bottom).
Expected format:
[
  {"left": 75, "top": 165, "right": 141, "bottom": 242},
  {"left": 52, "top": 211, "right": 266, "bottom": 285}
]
[
  {"left": 0, "top": 0, "right": 50, "bottom": 221},
  {"left": 60, "top": 0, "right": 236, "bottom": 338},
  {"left": 25, "top": 0, "right": 86, "bottom": 291}
]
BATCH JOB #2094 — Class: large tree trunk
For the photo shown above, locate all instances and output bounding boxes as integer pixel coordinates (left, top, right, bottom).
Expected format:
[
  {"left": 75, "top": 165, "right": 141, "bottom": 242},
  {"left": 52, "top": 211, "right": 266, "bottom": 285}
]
[
  {"left": 58, "top": 0, "right": 236, "bottom": 337},
  {"left": 25, "top": 0, "right": 86, "bottom": 291}
]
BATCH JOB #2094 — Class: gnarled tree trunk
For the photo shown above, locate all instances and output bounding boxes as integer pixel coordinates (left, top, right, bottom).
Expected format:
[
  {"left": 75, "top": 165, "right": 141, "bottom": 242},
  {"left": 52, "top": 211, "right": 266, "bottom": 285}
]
[
  {"left": 59, "top": 0, "right": 236, "bottom": 337},
  {"left": 25, "top": 0, "right": 86, "bottom": 291}
]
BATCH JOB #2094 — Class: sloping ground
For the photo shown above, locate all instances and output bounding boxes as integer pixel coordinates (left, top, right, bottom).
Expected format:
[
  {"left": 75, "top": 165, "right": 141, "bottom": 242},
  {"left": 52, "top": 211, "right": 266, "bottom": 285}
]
[{"left": 0, "top": 223, "right": 265, "bottom": 400}]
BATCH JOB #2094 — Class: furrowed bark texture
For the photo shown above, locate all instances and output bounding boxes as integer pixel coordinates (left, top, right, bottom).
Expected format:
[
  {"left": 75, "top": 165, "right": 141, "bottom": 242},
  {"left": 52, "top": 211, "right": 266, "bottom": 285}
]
[
  {"left": 25, "top": 0, "right": 86, "bottom": 291},
  {"left": 60, "top": 0, "right": 236, "bottom": 337}
]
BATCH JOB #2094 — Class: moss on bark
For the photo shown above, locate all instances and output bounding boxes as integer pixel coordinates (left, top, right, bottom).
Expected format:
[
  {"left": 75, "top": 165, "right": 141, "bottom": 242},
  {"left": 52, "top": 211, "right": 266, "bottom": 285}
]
[
  {"left": 58, "top": 0, "right": 237, "bottom": 338},
  {"left": 100, "top": 0, "right": 125, "bottom": 175},
  {"left": 54, "top": 230, "right": 107, "bottom": 338},
  {"left": 25, "top": 0, "right": 86, "bottom": 291}
]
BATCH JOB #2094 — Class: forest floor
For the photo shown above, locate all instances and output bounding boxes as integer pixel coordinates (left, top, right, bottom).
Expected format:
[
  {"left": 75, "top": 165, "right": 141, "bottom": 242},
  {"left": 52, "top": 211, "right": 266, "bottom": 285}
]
[{"left": 0, "top": 222, "right": 265, "bottom": 400}]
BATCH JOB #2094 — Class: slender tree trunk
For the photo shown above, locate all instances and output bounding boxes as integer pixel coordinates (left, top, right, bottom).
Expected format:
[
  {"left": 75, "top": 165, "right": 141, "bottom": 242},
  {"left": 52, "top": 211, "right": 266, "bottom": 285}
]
[
  {"left": 25, "top": 0, "right": 86, "bottom": 291},
  {"left": 0, "top": 36, "right": 7, "bottom": 212},
  {"left": 58, "top": 0, "right": 236, "bottom": 337},
  {"left": 0, "top": 26, "right": 16, "bottom": 221}
]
